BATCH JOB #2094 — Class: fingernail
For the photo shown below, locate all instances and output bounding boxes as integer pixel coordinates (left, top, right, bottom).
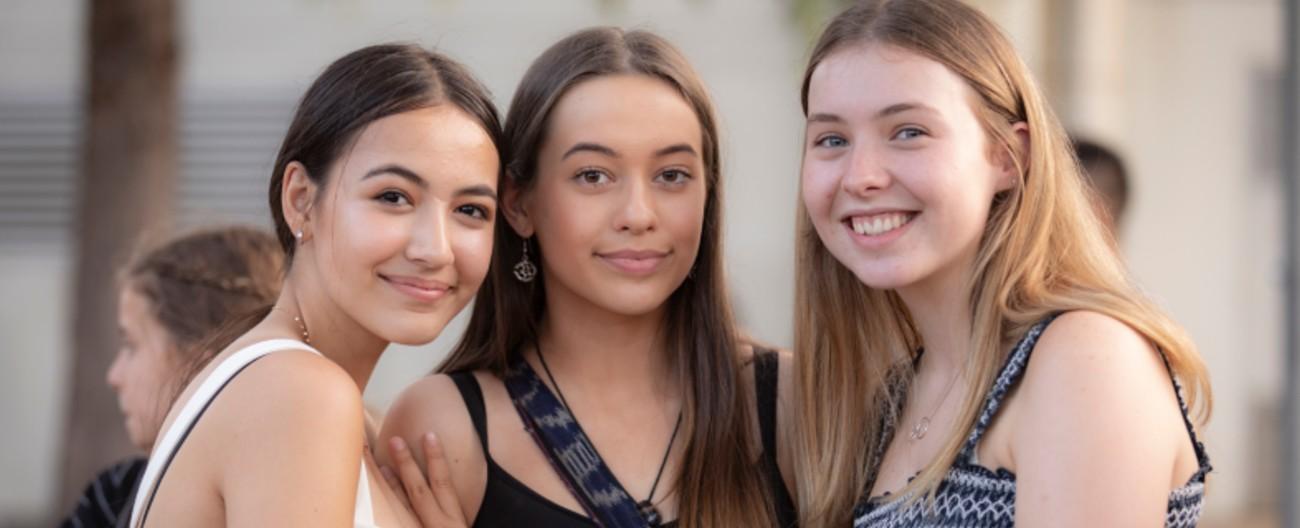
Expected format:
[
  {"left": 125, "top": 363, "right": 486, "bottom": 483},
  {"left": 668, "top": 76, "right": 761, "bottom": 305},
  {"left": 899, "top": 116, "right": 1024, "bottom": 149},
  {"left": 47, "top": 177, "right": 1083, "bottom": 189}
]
[
  {"left": 389, "top": 437, "right": 406, "bottom": 452},
  {"left": 425, "top": 432, "right": 438, "bottom": 446}
]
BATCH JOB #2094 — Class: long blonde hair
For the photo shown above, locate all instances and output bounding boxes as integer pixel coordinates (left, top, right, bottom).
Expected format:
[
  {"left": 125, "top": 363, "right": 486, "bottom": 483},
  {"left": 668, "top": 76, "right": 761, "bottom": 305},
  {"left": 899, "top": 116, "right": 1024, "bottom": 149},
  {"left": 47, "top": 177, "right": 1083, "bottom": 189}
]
[{"left": 792, "top": 1, "right": 1212, "bottom": 525}]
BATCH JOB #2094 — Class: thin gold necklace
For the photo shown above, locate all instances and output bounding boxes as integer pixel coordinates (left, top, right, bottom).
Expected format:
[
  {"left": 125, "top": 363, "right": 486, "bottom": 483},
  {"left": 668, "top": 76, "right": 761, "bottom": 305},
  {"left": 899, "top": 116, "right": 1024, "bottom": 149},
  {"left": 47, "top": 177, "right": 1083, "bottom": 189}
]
[{"left": 908, "top": 354, "right": 962, "bottom": 442}]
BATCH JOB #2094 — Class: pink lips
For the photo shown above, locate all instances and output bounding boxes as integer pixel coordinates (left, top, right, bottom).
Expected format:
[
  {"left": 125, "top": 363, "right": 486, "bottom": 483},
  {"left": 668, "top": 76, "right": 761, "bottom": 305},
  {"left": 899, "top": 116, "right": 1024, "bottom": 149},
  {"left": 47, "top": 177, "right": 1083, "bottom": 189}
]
[
  {"left": 381, "top": 274, "right": 452, "bottom": 303},
  {"left": 597, "top": 249, "right": 669, "bottom": 275}
]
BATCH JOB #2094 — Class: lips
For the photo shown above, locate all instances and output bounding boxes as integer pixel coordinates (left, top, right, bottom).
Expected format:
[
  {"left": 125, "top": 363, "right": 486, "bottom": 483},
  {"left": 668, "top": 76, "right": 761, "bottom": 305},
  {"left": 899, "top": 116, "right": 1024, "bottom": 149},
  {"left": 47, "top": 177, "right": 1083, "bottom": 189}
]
[
  {"left": 596, "top": 249, "right": 670, "bottom": 275},
  {"left": 379, "top": 274, "right": 453, "bottom": 303}
]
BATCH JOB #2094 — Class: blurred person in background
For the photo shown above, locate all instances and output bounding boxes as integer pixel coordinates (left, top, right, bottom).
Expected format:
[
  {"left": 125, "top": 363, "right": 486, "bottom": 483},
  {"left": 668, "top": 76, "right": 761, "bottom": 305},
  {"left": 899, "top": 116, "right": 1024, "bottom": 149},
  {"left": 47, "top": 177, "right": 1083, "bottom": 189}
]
[
  {"left": 1072, "top": 137, "right": 1130, "bottom": 238},
  {"left": 61, "top": 226, "right": 283, "bottom": 528}
]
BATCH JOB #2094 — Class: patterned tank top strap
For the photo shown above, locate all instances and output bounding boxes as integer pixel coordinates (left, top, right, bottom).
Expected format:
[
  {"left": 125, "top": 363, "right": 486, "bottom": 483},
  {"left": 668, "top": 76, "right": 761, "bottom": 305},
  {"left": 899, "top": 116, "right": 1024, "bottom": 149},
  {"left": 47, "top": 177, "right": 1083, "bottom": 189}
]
[
  {"left": 958, "top": 313, "right": 1061, "bottom": 462},
  {"left": 1155, "top": 350, "right": 1213, "bottom": 479}
]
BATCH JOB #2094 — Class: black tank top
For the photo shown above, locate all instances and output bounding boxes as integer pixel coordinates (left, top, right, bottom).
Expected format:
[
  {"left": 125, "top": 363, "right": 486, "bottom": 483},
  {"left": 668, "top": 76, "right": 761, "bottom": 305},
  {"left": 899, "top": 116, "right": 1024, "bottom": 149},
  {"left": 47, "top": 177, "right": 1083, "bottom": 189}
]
[{"left": 449, "top": 350, "right": 798, "bottom": 527}]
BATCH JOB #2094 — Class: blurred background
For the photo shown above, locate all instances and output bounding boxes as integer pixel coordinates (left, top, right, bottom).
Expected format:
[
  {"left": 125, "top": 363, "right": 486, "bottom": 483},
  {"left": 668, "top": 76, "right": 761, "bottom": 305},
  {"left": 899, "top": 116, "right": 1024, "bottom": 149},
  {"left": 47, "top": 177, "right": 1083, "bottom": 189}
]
[{"left": 0, "top": 0, "right": 1293, "bottom": 526}]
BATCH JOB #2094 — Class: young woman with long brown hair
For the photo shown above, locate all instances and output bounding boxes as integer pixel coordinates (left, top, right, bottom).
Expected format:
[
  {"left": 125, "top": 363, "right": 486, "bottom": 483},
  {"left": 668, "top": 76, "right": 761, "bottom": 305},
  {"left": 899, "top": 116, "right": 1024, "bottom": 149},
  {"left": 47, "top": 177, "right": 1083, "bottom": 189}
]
[
  {"left": 127, "top": 44, "right": 504, "bottom": 527},
  {"left": 380, "top": 27, "right": 796, "bottom": 528},
  {"left": 793, "top": 1, "right": 1211, "bottom": 526}
]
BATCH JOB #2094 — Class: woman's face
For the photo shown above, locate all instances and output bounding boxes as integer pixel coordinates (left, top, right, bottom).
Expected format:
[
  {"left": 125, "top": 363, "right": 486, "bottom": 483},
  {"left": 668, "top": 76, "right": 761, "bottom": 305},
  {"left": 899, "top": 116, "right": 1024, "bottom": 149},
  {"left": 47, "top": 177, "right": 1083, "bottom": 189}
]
[
  {"left": 300, "top": 105, "right": 500, "bottom": 345},
  {"left": 801, "top": 44, "right": 1015, "bottom": 292},
  {"left": 108, "top": 286, "right": 178, "bottom": 451},
  {"left": 513, "top": 74, "right": 708, "bottom": 317}
]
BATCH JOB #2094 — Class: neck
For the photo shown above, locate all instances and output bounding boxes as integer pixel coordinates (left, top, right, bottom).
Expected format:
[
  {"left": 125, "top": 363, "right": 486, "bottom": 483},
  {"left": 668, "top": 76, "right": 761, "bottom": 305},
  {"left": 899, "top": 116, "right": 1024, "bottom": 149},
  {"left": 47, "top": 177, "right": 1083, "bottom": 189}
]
[
  {"left": 895, "top": 252, "right": 979, "bottom": 373},
  {"left": 268, "top": 264, "right": 388, "bottom": 390},
  {"left": 533, "top": 283, "right": 677, "bottom": 403}
]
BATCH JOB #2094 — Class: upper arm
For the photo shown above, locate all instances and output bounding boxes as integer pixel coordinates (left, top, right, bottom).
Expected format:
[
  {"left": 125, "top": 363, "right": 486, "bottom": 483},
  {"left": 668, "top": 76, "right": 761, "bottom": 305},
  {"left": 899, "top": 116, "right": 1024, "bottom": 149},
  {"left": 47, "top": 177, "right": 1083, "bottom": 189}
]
[
  {"left": 377, "top": 373, "right": 487, "bottom": 520},
  {"left": 1012, "top": 311, "right": 1185, "bottom": 527},
  {"left": 213, "top": 351, "right": 366, "bottom": 527}
]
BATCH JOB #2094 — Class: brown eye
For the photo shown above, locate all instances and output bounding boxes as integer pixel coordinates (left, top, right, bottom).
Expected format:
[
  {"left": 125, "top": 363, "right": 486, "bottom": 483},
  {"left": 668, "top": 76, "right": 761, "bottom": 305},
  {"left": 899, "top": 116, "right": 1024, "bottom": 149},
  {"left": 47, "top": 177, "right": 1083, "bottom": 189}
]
[
  {"left": 376, "top": 190, "right": 411, "bottom": 206},
  {"left": 574, "top": 168, "right": 612, "bottom": 186},
  {"left": 656, "top": 169, "right": 691, "bottom": 186}
]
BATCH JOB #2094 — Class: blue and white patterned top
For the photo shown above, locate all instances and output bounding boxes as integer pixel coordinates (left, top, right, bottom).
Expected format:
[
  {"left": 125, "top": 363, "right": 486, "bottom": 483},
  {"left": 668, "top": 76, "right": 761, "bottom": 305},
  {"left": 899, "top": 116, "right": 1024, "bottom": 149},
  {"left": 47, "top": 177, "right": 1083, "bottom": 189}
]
[{"left": 853, "top": 315, "right": 1212, "bottom": 528}]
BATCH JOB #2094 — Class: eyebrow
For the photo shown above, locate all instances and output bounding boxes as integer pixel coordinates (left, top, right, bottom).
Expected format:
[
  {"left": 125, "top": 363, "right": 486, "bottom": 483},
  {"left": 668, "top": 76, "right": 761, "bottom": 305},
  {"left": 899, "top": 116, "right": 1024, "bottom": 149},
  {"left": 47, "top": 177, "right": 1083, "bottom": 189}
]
[
  {"left": 362, "top": 164, "right": 427, "bottom": 189},
  {"left": 562, "top": 142, "right": 618, "bottom": 160},
  {"left": 455, "top": 185, "right": 498, "bottom": 202},
  {"left": 806, "top": 102, "right": 940, "bottom": 124},
  {"left": 654, "top": 144, "right": 697, "bottom": 158}
]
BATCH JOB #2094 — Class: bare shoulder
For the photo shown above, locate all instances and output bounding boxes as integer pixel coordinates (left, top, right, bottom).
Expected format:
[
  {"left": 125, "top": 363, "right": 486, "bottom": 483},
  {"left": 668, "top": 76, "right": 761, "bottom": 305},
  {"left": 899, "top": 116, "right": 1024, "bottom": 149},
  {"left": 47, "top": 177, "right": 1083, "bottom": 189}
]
[
  {"left": 379, "top": 372, "right": 482, "bottom": 462},
  {"left": 377, "top": 371, "right": 488, "bottom": 518},
  {"left": 196, "top": 350, "right": 367, "bottom": 524},
  {"left": 1009, "top": 311, "right": 1191, "bottom": 525},
  {"left": 1021, "top": 310, "right": 1172, "bottom": 400}
]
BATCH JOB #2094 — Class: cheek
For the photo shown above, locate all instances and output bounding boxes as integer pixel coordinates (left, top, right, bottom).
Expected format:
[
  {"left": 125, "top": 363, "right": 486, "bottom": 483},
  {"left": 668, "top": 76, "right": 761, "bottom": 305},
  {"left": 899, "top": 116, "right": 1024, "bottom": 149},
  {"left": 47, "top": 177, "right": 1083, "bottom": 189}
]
[
  {"left": 450, "top": 227, "right": 494, "bottom": 286},
  {"left": 332, "top": 205, "right": 406, "bottom": 270},
  {"left": 801, "top": 163, "right": 840, "bottom": 227}
]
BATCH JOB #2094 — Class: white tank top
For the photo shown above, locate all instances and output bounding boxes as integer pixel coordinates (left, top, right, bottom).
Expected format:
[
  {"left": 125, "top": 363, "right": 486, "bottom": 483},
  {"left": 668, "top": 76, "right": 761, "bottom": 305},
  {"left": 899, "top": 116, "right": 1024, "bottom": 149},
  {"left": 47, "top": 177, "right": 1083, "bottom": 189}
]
[{"left": 127, "top": 339, "right": 379, "bottom": 527}]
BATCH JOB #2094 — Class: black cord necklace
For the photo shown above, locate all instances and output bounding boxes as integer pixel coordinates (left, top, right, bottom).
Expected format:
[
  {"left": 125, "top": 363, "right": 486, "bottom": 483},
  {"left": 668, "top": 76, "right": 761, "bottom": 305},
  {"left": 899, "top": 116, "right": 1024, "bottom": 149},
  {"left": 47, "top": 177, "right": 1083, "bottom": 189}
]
[{"left": 536, "top": 344, "right": 683, "bottom": 526}]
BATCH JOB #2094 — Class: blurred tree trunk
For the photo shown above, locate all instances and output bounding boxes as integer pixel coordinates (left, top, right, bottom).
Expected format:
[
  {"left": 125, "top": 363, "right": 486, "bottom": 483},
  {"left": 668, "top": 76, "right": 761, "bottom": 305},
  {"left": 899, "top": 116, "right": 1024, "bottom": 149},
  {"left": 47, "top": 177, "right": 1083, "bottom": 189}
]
[{"left": 58, "top": 0, "right": 178, "bottom": 513}]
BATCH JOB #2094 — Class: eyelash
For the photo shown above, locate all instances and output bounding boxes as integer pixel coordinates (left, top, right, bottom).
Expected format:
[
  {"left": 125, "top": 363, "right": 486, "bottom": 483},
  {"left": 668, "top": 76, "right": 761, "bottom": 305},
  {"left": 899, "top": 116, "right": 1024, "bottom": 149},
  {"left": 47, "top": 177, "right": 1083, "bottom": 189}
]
[
  {"left": 892, "top": 126, "right": 928, "bottom": 140},
  {"left": 656, "top": 169, "right": 692, "bottom": 185},
  {"left": 814, "top": 134, "right": 848, "bottom": 148},
  {"left": 575, "top": 168, "right": 612, "bottom": 186},
  {"left": 376, "top": 190, "right": 412, "bottom": 206},
  {"left": 455, "top": 204, "right": 491, "bottom": 220}
]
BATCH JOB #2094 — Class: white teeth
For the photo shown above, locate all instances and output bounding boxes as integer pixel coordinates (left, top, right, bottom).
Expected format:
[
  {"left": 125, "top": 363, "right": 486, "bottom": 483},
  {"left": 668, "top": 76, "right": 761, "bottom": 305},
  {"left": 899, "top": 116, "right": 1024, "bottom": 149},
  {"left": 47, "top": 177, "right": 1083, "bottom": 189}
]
[{"left": 851, "top": 212, "right": 913, "bottom": 236}]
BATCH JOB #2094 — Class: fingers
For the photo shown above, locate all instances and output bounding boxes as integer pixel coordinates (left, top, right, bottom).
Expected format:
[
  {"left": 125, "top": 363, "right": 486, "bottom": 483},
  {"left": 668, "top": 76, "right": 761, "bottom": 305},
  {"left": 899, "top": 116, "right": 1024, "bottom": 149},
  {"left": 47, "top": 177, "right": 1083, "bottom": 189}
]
[
  {"left": 379, "top": 464, "right": 414, "bottom": 513},
  {"left": 423, "top": 433, "right": 467, "bottom": 525},
  {"left": 389, "top": 435, "right": 465, "bottom": 527}
]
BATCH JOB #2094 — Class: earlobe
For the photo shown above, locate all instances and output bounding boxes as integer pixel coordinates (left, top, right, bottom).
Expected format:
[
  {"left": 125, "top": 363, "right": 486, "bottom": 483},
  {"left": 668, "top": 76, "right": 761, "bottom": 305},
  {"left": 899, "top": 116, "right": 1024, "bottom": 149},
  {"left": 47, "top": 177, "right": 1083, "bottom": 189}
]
[
  {"left": 997, "top": 122, "right": 1031, "bottom": 191},
  {"left": 501, "top": 181, "right": 535, "bottom": 238},
  {"left": 281, "top": 161, "right": 319, "bottom": 240}
]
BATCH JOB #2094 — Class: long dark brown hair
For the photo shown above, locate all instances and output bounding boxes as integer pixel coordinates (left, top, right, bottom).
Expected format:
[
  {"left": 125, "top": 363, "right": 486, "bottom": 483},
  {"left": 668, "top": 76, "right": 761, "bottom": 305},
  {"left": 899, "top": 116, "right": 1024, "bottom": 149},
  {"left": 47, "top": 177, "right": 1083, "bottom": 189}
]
[
  {"left": 438, "top": 27, "right": 777, "bottom": 527},
  {"left": 196, "top": 43, "right": 504, "bottom": 377}
]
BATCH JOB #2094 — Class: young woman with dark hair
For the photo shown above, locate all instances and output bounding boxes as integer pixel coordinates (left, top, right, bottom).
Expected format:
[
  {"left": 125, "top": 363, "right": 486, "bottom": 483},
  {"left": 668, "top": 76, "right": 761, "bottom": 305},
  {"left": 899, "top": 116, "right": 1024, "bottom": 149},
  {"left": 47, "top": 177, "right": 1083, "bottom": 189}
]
[
  {"left": 380, "top": 27, "right": 797, "bottom": 528},
  {"left": 126, "top": 43, "right": 504, "bottom": 527}
]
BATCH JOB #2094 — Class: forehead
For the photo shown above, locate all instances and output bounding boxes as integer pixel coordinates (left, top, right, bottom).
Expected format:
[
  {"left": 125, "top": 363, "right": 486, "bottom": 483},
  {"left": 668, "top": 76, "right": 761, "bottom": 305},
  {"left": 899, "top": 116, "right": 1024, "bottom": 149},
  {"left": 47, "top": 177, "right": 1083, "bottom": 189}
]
[
  {"left": 544, "top": 74, "right": 702, "bottom": 152},
  {"left": 807, "top": 43, "right": 975, "bottom": 120},
  {"left": 339, "top": 105, "right": 498, "bottom": 185}
]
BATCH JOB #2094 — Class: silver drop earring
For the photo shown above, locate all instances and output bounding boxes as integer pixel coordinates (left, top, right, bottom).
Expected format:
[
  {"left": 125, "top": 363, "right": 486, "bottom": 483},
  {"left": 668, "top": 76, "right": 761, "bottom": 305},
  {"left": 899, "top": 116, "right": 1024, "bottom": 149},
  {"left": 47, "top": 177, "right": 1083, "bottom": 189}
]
[{"left": 513, "top": 239, "right": 537, "bottom": 283}]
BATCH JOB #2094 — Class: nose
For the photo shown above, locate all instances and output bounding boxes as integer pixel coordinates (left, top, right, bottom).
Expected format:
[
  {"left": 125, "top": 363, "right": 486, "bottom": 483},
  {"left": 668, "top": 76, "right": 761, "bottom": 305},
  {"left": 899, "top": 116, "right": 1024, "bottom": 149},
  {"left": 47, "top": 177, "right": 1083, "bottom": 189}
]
[
  {"left": 106, "top": 350, "right": 125, "bottom": 390},
  {"left": 407, "top": 206, "right": 454, "bottom": 268},
  {"left": 617, "top": 178, "right": 657, "bottom": 234},
  {"left": 841, "top": 144, "right": 891, "bottom": 197}
]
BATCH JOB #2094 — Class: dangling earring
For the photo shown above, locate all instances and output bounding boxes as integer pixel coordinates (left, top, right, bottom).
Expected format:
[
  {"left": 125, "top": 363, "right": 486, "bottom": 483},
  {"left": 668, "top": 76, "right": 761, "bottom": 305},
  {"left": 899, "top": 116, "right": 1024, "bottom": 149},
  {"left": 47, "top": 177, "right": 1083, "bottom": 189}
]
[{"left": 513, "top": 239, "right": 537, "bottom": 283}]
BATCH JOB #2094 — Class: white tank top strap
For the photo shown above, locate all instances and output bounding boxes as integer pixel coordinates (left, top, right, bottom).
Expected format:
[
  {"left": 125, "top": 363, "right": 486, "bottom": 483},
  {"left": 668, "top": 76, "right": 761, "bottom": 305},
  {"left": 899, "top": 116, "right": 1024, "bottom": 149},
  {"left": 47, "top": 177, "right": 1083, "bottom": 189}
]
[{"left": 128, "top": 339, "right": 378, "bottom": 527}]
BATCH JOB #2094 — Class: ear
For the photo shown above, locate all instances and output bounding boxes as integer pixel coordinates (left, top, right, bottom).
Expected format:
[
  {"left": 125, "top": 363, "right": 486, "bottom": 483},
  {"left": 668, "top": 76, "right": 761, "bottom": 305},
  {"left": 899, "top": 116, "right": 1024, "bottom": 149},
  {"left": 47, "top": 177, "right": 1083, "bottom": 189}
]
[
  {"left": 280, "top": 161, "right": 320, "bottom": 241},
  {"left": 994, "top": 122, "right": 1030, "bottom": 192},
  {"left": 501, "top": 180, "right": 535, "bottom": 238}
]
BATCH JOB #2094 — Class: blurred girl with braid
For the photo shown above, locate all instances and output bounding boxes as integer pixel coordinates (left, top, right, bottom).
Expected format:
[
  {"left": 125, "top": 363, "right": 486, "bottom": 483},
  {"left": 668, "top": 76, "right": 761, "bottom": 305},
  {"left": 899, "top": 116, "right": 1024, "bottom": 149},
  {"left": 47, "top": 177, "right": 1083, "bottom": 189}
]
[{"left": 61, "top": 226, "right": 282, "bottom": 528}]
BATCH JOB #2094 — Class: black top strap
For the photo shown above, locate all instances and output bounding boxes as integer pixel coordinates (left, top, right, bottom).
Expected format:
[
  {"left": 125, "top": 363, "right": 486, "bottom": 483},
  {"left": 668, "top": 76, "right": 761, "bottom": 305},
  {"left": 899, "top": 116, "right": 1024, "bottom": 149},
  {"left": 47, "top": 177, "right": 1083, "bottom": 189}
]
[
  {"left": 1155, "top": 352, "right": 1214, "bottom": 479},
  {"left": 959, "top": 313, "right": 1060, "bottom": 460},
  {"left": 753, "top": 350, "right": 780, "bottom": 470},
  {"left": 449, "top": 371, "right": 490, "bottom": 453},
  {"left": 503, "top": 354, "right": 651, "bottom": 528}
]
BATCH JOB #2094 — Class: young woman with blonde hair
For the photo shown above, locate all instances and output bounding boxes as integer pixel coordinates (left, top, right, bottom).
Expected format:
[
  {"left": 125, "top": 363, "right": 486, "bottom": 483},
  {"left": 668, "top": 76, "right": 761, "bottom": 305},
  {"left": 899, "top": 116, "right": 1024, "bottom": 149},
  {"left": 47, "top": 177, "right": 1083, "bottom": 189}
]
[{"left": 793, "top": 1, "right": 1211, "bottom": 526}]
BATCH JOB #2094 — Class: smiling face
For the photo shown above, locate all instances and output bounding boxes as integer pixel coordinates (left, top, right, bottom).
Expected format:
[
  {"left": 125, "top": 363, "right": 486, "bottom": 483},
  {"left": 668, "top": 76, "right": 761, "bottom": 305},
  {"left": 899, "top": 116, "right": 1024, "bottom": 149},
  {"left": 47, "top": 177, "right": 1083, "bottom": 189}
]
[
  {"left": 510, "top": 74, "right": 708, "bottom": 318},
  {"left": 107, "top": 286, "right": 178, "bottom": 451},
  {"left": 294, "top": 105, "right": 500, "bottom": 345},
  {"left": 801, "top": 43, "right": 1015, "bottom": 292}
]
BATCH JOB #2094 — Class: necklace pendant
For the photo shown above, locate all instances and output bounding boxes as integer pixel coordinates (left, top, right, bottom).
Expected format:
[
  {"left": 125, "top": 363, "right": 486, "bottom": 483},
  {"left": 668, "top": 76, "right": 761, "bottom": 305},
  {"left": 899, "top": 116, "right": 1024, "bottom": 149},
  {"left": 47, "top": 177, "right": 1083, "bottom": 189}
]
[
  {"left": 638, "top": 500, "right": 663, "bottom": 527},
  {"left": 909, "top": 417, "right": 930, "bottom": 441}
]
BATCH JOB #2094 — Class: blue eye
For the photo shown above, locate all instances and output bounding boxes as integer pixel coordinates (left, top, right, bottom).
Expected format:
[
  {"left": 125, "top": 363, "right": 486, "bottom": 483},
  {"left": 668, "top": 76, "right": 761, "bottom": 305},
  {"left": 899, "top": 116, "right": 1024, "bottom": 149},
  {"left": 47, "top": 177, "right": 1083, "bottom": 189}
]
[
  {"left": 575, "top": 168, "right": 612, "bottom": 186},
  {"left": 892, "top": 127, "right": 927, "bottom": 140},
  {"left": 815, "top": 135, "right": 848, "bottom": 148},
  {"left": 377, "top": 190, "right": 411, "bottom": 206}
]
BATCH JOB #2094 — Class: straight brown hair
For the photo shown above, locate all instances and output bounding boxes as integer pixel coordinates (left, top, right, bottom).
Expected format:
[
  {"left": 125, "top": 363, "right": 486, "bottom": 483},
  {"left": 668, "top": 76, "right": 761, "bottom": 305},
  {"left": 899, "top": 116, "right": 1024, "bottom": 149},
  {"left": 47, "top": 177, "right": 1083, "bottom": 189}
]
[{"left": 438, "top": 27, "right": 779, "bottom": 527}]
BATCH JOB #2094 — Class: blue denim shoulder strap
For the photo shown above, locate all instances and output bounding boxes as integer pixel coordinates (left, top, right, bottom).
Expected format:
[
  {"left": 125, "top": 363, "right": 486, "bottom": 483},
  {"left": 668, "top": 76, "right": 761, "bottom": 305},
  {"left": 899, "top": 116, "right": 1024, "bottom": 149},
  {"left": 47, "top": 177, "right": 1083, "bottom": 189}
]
[{"left": 503, "top": 354, "right": 654, "bottom": 528}]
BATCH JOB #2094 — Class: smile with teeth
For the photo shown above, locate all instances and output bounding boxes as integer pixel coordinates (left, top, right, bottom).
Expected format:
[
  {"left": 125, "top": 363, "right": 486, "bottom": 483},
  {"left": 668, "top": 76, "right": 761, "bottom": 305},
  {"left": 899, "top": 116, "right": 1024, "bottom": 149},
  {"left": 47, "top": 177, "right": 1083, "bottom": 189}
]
[{"left": 849, "top": 212, "right": 916, "bottom": 236}]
